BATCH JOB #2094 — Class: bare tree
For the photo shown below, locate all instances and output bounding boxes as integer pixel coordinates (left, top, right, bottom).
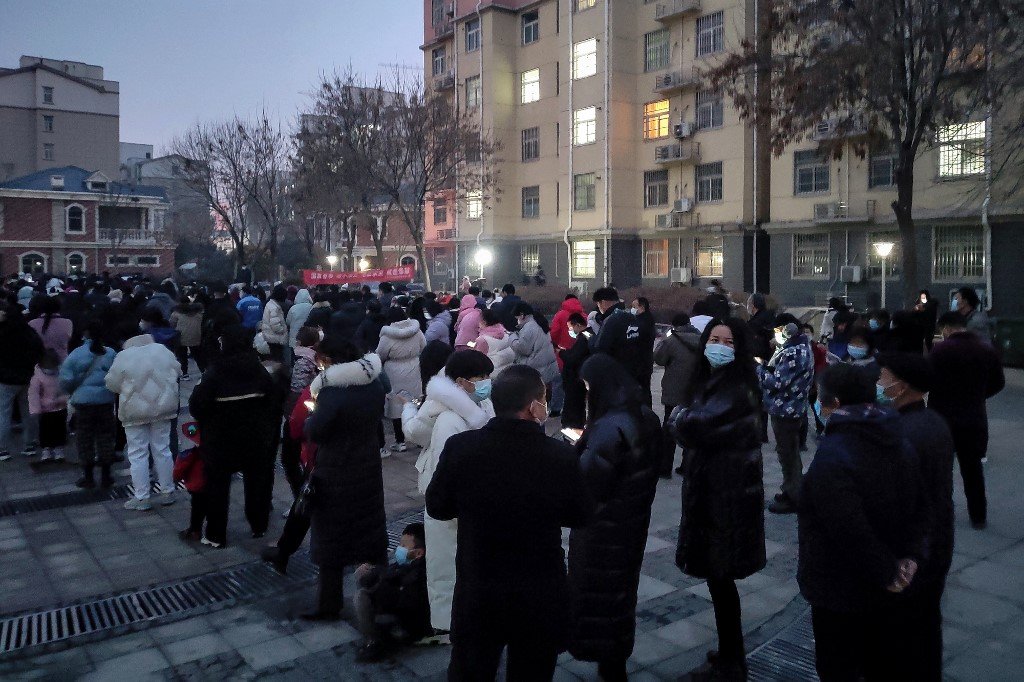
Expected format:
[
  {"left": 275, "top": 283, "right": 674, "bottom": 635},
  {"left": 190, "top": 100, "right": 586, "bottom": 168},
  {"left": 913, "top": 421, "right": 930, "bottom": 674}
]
[{"left": 708, "top": 0, "right": 1023, "bottom": 303}]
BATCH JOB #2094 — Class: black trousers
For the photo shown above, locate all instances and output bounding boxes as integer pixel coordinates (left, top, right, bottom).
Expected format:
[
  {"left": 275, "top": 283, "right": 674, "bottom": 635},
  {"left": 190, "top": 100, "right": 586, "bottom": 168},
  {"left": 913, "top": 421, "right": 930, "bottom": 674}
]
[
  {"left": 392, "top": 418, "right": 405, "bottom": 444},
  {"left": 811, "top": 606, "right": 908, "bottom": 681},
  {"left": 448, "top": 628, "right": 559, "bottom": 681},
  {"left": 659, "top": 404, "right": 678, "bottom": 477},
  {"left": 950, "top": 421, "right": 988, "bottom": 523},
  {"left": 174, "top": 345, "right": 206, "bottom": 374},
  {"left": 188, "top": 491, "right": 209, "bottom": 534},
  {"left": 280, "top": 431, "right": 303, "bottom": 499},
  {"left": 772, "top": 415, "right": 804, "bottom": 502},
  {"left": 38, "top": 409, "right": 68, "bottom": 449},
  {"left": 707, "top": 577, "right": 744, "bottom": 662},
  {"left": 204, "top": 458, "right": 274, "bottom": 544},
  {"left": 276, "top": 493, "right": 312, "bottom": 559},
  {"left": 76, "top": 403, "right": 116, "bottom": 467},
  {"left": 316, "top": 566, "right": 345, "bottom": 615}
]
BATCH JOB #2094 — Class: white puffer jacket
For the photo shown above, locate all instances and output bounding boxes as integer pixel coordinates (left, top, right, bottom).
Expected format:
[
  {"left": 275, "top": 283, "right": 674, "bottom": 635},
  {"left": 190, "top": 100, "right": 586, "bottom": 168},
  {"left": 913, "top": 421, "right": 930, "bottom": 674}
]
[
  {"left": 483, "top": 333, "right": 516, "bottom": 377},
  {"left": 376, "top": 319, "right": 426, "bottom": 419},
  {"left": 105, "top": 334, "right": 181, "bottom": 427},
  {"left": 261, "top": 299, "right": 288, "bottom": 345}
]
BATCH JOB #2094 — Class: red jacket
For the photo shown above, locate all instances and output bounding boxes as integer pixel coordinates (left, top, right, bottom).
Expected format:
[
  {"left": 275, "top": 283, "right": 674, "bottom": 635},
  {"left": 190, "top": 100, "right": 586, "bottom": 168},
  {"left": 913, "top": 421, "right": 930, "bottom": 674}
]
[
  {"left": 550, "top": 297, "right": 585, "bottom": 369},
  {"left": 173, "top": 446, "right": 206, "bottom": 492},
  {"left": 290, "top": 385, "right": 319, "bottom": 470}
]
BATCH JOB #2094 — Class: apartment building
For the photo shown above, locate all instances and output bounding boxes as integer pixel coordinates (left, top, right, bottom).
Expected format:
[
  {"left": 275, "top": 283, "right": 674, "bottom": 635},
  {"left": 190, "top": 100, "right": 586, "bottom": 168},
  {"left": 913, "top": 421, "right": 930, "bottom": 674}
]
[
  {"left": 0, "top": 57, "right": 120, "bottom": 181},
  {"left": 422, "top": 1, "right": 1024, "bottom": 316}
]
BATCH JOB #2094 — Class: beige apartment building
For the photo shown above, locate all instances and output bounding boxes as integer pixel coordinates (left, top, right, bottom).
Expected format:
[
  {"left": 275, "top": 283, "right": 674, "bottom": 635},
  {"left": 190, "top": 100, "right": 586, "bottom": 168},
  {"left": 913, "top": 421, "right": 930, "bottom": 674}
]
[{"left": 422, "top": 0, "right": 1024, "bottom": 316}]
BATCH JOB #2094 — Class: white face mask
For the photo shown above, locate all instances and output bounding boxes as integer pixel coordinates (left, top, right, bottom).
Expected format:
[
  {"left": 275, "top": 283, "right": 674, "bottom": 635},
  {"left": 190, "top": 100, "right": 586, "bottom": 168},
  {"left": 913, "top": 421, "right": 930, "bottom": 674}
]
[{"left": 629, "top": 307, "right": 638, "bottom": 316}]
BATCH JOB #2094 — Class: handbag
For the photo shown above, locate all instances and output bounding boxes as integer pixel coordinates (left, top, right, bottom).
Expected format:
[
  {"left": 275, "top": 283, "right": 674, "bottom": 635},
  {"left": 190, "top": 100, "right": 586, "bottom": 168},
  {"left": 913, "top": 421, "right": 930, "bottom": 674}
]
[{"left": 292, "top": 468, "right": 316, "bottom": 520}]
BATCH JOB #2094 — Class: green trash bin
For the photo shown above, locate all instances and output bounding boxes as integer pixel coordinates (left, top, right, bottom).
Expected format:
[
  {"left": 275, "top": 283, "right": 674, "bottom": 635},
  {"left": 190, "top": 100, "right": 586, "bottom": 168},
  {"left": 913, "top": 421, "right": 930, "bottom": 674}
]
[{"left": 994, "top": 318, "right": 1024, "bottom": 368}]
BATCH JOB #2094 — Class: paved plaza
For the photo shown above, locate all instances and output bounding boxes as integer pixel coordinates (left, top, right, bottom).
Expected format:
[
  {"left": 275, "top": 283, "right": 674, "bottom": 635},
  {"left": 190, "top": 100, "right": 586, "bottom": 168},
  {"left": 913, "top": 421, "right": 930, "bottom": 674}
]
[{"left": 0, "top": 367, "right": 1021, "bottom": 680}]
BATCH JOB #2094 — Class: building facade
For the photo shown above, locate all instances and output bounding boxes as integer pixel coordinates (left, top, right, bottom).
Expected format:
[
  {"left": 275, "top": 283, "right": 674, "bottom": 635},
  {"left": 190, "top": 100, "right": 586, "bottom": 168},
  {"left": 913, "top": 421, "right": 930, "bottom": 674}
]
[
  {"left": 0, "top": 57, "right": 120, "bottom": 181},
  {"left": 0, "top": 166, "right": 173, "bottom": 278},
  {"left": 421, "top": 0, "right": 1024, "bottom": 316}
]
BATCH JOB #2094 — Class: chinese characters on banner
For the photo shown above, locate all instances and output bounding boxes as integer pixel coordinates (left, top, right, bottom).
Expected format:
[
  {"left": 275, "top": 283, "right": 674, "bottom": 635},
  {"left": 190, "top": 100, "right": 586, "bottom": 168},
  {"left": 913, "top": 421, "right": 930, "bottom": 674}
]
[{"left": 302, "top": 265, "right": 416, "bottom": 286}]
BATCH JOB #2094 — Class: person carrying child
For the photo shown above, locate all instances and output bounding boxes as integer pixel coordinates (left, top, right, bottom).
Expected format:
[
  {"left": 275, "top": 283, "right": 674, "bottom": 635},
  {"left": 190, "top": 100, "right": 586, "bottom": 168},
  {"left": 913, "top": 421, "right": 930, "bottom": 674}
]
[
  {"left": 174, "top": 422, "right": 208, "bottom": 543},
  {"left": 28, "top": 349, "right": 69, "bottom": 466}
]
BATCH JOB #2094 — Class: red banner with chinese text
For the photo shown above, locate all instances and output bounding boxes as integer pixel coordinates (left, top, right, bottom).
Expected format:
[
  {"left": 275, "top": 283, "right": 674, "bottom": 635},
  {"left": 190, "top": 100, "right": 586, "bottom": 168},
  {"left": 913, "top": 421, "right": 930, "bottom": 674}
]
[{"left": 302, "top": 266, "right": 415, "bottom": 286}]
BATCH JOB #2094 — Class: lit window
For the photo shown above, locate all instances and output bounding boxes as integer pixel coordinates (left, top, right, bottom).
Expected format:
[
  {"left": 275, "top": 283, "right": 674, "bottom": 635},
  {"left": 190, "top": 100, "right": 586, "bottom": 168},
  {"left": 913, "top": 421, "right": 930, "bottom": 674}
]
[
  {"left": 467, "top": 191, "right": 482, "bottom": 219},
  {"left": 644, "top": 29, "right": 670, "bottom": 72},
  {"left": 21, "top": 253, "right": 46, "bottom": 275},
  {"left": 643, "top": 239, "right": 669, "bottom": 277},
  {"left": 432, "top": 47, "right": 447, "bottom": 76},
  {"left": 66, "top": 205, "right": 84, "bottom": 233},
  {"left": 696, "top": 12, "right": 724, "bottom": 56},
  {"left": 572, "top": 38, "right": 598, "bottom": 80},
  {"left": 643, "top": 100, "right": 671, "bottom": 140},
  {"left": 573, "top": 106, "right": 597, "bottom": 145},
  {"left": 465, "top": 18, "right": 481, "bottom": 52},
  {"left": 575, "top": 0, "right": 597, "bottom": 11},
  {"left": 465, "top": 75, "right": 481, "bottom": 108},
  {"left": 792, "top": 233, "right": 830, "bottom": 279},
  {"left": 572, "top": 240, "right": 597, "bottom": 278},
  {"left": 521, "top": 69, "right": 540, "bottom": 104},
  {"left": 42, "top": 86, "right": 54, "bottom": 104},
  {"left": 794, "top": 150, "right": 830, "bottom": 194},
  {"left": 938, "top": 121, "right": 986, "bottom": 177},
  {"left": 522, "top": 11, "right": 540, "bottom": 44},
  {"left": 522, "top": 186, "right": 540, "bottom": 218},
  {"left": 695, "top": 89, "right": 723, "bottom": 130},
  {"left": 67, "top": 253, "right": 85, "bottom": 274},
  {"left": 43, "top": 143, "right": 54, "bottom": 161},
  {"left": 695, "top": 162, "right": 724, "bottom": 202},
  {"left": 696, "top": 237, "right": 724, "bottom": 278},
  {"left": 521, "top": 244, "right": 540, "bottom": 273},
  {"left": 867, "top": 231, "right": 901, "bottom": 278},
  {"left": 573, "top": 173, "right": 596, "bottom": 211},
  {"left": 932, "top": 225, "right": 984, "bottom": 281},
  {"left": 43, "top": 115, "right": 54, "bottom": 133},
  {"left": 644, "top": 170, "right": 669, "bottom": 208},
  {"left": 522, "top": 127, "right": 540, "bottom": 161}
]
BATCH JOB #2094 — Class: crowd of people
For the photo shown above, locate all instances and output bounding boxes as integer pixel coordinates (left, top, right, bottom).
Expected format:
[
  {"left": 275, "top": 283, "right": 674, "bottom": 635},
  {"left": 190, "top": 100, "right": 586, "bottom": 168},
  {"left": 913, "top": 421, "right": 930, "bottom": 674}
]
[{"left": 0, "top": 270, "right": 1006, "bottom": 681}]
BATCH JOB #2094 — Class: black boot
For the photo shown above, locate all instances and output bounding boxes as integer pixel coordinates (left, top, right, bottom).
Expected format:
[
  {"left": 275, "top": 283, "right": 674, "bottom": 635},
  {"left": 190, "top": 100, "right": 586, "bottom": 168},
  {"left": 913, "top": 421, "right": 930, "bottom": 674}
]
[
  {"left": 76, "top": 466, "right": 95, "bottom": 489},
  {"left": 99, "top": 464, "right": 115, "bottom": 489}
]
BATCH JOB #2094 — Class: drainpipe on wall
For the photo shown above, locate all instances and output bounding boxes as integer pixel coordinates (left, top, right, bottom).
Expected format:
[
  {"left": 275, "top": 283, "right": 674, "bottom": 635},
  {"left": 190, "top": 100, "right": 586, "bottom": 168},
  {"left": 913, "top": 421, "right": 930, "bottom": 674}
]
[
  {"left": 602, "top": 0, "right": 611, "bottom": 286},
  {"left": 982, "top": 9, "right": 994, "bottom": 312},
  {"left": 564, "top": 2, "right": 575, "bottom": 282},
  {"left": 473, "top": 0, "right": 485, "bottom": 281}
]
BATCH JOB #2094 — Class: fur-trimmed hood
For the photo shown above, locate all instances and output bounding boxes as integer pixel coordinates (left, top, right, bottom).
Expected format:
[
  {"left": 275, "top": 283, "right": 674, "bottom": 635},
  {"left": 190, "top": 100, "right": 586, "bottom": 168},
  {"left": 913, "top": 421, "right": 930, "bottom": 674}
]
[
  {"left": 380, "top": 318, "right": 422, "bottom": 340},
  {"left": 423, "top": 374, "right": 491, "bottom": 428},
  {"left": 310, "top": 353, "right": 382, "bottom": 398}
]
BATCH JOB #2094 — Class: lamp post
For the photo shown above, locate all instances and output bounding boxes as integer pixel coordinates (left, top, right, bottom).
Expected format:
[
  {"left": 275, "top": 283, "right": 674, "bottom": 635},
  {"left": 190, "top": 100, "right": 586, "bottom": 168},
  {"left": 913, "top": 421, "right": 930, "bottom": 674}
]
[
  {"left": 325, "top": 254, "right": 338, "bottom": 271},
  {"left": 873, "top": 241, "right": 895, "bottom": 310},
  {"left": 474, "top": 247, "right": 493, "bottom": 280},
  {"left": 358, "top": 257, "right": 371, "bottom": 272}
]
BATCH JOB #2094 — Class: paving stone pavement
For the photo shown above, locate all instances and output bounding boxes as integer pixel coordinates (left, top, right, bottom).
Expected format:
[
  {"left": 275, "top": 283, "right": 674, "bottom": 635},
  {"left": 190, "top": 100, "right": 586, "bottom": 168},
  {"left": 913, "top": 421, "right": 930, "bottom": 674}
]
[{"left": 0, "top": 365, "right": 1022, "bottom": 680}]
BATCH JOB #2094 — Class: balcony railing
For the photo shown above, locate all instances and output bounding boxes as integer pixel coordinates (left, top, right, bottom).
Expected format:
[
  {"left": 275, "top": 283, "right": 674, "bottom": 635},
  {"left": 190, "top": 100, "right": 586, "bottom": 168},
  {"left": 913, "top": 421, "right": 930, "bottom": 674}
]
[
  {"left": 434, "top": 71, "right": 456, "bottom": 90},
  {"left": 655, "top": 142, "right": 700, "bottom": 164},
  {"left": 655, "top": 0, "right": 701, "bottom": 22},
  {"left": 653, "top": 67, "right": 700, "bottom": 94},
  {"left": 435, "top": 21, "right": 454, "bottom": 38},
  {"left": 98, "top": 228, "right": 157, "bottom": 244},
  {"left": 436, "top": 228, "right": 457, "bottom": 240}
]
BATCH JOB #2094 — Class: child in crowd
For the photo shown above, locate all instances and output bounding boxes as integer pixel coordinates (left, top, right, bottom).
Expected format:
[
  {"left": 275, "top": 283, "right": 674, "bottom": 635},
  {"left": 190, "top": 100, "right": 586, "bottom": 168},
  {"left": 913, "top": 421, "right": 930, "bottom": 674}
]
[
  {"left": 174, "top": 422, "right": 207, "bottom": 543},
  {"left": 28, "top": 349, "right": 69, "bottom": 464},
  {"left": 281, "top": 327, "right": 320, "bottom": 499},
  {"left": 354, "top": 522, "right": 431, "bottom": 662}
]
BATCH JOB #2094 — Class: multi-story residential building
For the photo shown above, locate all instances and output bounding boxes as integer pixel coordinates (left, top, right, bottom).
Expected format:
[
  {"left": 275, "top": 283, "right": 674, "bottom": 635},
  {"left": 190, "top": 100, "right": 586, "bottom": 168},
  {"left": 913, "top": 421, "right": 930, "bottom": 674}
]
[
  {"left": 121, "top": 153, "right": 215, "bottom": 243},
  {"left": 422, "top": 0, "right": 1024, "bottom": 317},
  {"left": 0, "top": 166, "right": 173, "bottom": 277},
  {"left": 0, "top": 57, "right": 120, "bottom": 181},
  {"left": 119, "top": 142, "right": 153, "bottom": 166}
]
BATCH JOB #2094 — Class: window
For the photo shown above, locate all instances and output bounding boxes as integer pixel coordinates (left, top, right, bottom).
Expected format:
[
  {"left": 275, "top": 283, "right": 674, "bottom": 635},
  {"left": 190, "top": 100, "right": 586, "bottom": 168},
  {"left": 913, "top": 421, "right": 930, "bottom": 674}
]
[
  {"left": 466, "top": 191, "right": 482, "bottom": 219},
  {"left": 869, "top": 147, "right": 897, "bottom": 188},
  {"left": 522, "top": 127, "right": 540, "bottom": 161},
  {"left": 522, "top": 11, "right": 540, "bottom": 44},
  {"left": 573, "top": 173, "right": 596, "bottom": 211},
  {"left": 65, "top": 204, "right": 85, "bottom": 233},
  {"left": 573, "top": 106, "right": 597, "bottom": 145},
  {"left": 465, "top": 18, "right": 481, "bottom": 52},
  {"left": 465, "top": 75, "right": 481, "bottom": 108},
  {"left": 521, "top": 244, "right": 540, "bottom": 273},
  {"left": 932, "top": 225, "right": 984, "bottom": 281},
  {"left": 106, "top": 255, "right": 131, "bottom": 267},
  {"left": 644, "top": 29, "right": 670, "bottom": 72},
  {"left": 575, "top": 0, "right": 597, "bottom": 11},
  {"left": 21, "top": 253, "right": 46, "bottom": 275},
  {"left": 431, "top": 0, "right": 444, "bottom": 26},
  {"left": 643, "top": 239, "right": 669, "bottom": 277},
  {"left": 644, "top": 170, "right": 669, "bottom": 208},
  {"left": 696, "top": 12, "right": 724, "bottom": 56},
  {"left": 572, "top": 38, "right": 598, "bottom": 80},
  {"left": 794, "top": 150, "right": 830, "bottom": 194},
  {"left": 522, "top": 186, "right": 540, "bottom": 218},
  {"left": 432, "top": 47, "right": 447, "bottom": 76},
  {"left": 135, "top": 255, "right": 160, "bottom": 267},
  {"left": 43, "top": 115, "right": 54, "bottom": 133},
  {"left": 792, "top": 233, "right": 830, "bottom": 279},
  {"left": 43, "top": 143, "right": 54, "bottom": 161},
  {"left": 572, "top": 240, "right": 597, "bottom": 278},
  {"left": 465, "top": 141, "right": 481, "bottom": 163},
  {"left": 938, "top": 121, "right": 987, "bottom": 178},
  {"left": 866, "top": 231, "right": 901, "bottom": 278},
  {"left": 643, "top": 100, "right": 671, "bottom": 140},
  {"left": 67, "top": 253, "right": 85, "bottom": 274},
  {"left": 695, "top": 162, "right": 724, "bottom": 202},
  {"left": 695, "top": 89, "right": 724, "bottom": 130},
  {"left": 696, "top": 237, "right": 724, "bottom": 277},
  {"left": 521, "top": 69, "right": 540, "bottom": 104},
  {"left": 42, "top": 86, "right": 53, "bottom": 104},
  {"left": 433, "top": 204, "right": 448, "bottom": 224}
]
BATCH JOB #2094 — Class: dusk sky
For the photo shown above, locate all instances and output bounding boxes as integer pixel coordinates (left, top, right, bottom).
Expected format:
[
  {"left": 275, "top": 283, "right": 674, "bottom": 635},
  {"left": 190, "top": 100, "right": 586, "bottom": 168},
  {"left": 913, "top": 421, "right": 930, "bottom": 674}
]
[{"left": 0, "top": 0, "right": 424, "bottom": 152}]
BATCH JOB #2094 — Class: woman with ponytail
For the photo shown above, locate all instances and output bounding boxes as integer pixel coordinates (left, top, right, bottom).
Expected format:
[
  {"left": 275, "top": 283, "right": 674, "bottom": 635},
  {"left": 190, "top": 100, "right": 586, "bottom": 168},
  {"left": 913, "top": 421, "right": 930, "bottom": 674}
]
[{"left": 28, "top": 295, "right": 73, "bottom": 362}]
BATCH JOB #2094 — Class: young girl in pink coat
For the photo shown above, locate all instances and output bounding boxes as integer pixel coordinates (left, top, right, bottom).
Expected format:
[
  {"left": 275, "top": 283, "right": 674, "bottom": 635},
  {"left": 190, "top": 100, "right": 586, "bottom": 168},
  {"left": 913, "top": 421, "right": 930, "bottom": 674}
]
[{"left": 28, "top": 349, "right": 69, "bottom": 463}]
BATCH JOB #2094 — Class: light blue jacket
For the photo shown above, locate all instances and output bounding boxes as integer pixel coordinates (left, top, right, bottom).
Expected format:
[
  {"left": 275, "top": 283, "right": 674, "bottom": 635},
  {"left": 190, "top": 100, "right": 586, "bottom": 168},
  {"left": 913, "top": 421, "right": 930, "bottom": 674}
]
[{"left": 59, "top": 345, "right": 117, "bottom": 406}]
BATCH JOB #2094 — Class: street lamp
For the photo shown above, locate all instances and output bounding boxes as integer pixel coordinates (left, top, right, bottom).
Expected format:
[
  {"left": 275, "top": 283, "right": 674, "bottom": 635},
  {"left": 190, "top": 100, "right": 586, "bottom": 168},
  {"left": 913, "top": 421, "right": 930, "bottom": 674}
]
[
  {"left": 474, "top": 247, "right": 493, "bottom": 279},
  {"left": 873, "top": 241, "right": 895, "bottom": 310},
  {"left": 326, "top": 254, "right": 338, "bottom": 271},
  {"left": 358, "top": 257, "right": 371, "bottom": 271}
]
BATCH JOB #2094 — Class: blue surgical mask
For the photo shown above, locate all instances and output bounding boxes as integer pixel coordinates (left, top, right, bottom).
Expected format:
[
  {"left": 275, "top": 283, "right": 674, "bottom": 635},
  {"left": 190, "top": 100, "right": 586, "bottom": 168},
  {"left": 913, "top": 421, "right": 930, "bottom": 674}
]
[
  {"left": 395, "top": 546, "right": 411, "bottom": 565},
  {"left": 568, "top": 329, "right": 578, "bottom": 339},
  {"left": 869, "top": 319, "right": 881, "bottom": 331},
  {"left": 472, "top": 378, "right": 492, "bottom": 403},
  {"left": 847, "top": 345, "right": 869, "bottom": 360},
  {"left": 704, "top": 343, "right": 735, "bottom": 368},
  {"left": 876, "top": 383, "right": 894, "bottom": 407},
  {"left": 629, "top": 307, "right": 638, "bottom": 316},
  {"left": 813, "top": 399, "right": 830, "bottom": 426},
  {"left": 950, "top": 297, "right": 959, "bottom": 312}
]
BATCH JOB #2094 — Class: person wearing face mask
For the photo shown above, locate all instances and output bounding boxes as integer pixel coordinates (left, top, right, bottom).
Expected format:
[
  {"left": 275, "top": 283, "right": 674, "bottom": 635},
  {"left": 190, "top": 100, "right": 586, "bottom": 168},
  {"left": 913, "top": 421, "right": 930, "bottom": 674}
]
[
  {"left": 401, "top": 350, "right": 496, "bottom": 636},
  {"left": 758, "top": 316, "right": 815, "bottom": 514},
  {"left": 629, "top": 297, "right": 656, "bottom": 407},
  {"left": 510, "top": 302, "right": 559, "bottom": 397},
  {"left": 559, "top": 313, "right": 594, "bottom": 430},
  {"left": 843, "top": 329, "right": 880, "bottom": 380},
  {"left": 426, "top": 365, "right": 594, "bottom": 680},
  {"left": 876, "top": 353, "right": 952, "bottom": 680},
  {"left": 669, "top": 317, "right": 766, "bottom": 681},
  {"left": 914, "top": 290, "right": 939, "bottom": 351},
  {"left": 800, "top": 364, "right": 929, "bottom": 681},
  {"left": 591, "top": 287, "right": 647, "bottom": 391},
  {"left": 866, "top": 309, "right": 893, "bottom": 353},
  {"left": 653, "top": 312, "right": 702, "bottom": 477}
]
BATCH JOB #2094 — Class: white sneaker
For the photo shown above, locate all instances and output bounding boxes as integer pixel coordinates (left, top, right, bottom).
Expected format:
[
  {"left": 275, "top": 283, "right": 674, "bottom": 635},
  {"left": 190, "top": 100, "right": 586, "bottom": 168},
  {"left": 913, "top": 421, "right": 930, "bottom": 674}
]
[
  {"left": 380, "top": 447, "right": 391, "bottom": 459},
  {"left": 0, "top": 452, "right": 11, "bottom": 462},
  {"left": 157, "top": 490, "right": 176, "bottom": 506},
  {"left": 201, "top": 536, "right": 224, "bottom": 549},
  {"left": 124, "top": 497, "right": 153, "bottom": 511},
  {"left": 181, "top": 373, "right": 191, "bottom": 381},
  {"left": 390, "top": 442, "right": 408, "bottom": 453}
]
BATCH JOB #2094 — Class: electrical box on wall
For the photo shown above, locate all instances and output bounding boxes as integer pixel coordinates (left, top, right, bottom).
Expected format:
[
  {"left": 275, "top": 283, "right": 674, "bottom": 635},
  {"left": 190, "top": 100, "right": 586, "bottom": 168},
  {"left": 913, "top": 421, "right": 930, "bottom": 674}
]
[{"left": 840, "top": 265, "right": 863, "bottom": 283}]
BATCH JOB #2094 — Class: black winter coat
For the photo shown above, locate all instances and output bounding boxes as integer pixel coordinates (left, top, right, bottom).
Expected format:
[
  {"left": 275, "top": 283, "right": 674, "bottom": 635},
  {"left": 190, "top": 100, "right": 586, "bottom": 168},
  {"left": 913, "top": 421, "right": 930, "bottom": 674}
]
[
  {"left": 354, "top": 313, "right": 387, "bottom": 354},
  {"left": 559, "top": 329, "right": 594, "bottom": 429},
  {"left": 327, "top": 302, "right": 366, "bottom": 344},
  {"left": 671, "top": 365, "right": 767, "bottom": 580},
  {"left": 306, "top": 379, "right": 388, "bottom": 569},
  {"left": 798, "top": 405, "right": 928, "bottom": 613},
  {"left": 0, "top": 317, "right": 44, "bottom": 385},
  {"left": 367, "top": 558, "right": 432, "bottom": 641},
  {"left": 928, "top": 331, "right": 1004, "bottom": 431},
  {"left": 568, "top": 406, "right": 662, "bottom": 662},
  {"left": 303, "top": 303, "right": 333, "bottom": 331},
  {"left": 747, "top": 309, "right": 775, "bottom": 361}
]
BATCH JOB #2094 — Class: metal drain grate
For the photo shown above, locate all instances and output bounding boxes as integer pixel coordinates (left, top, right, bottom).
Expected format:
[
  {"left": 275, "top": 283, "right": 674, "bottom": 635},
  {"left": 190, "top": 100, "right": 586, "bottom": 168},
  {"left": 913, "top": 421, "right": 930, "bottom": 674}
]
[
  {"left": 0, "top": 486, "right": 133, "bottom": 518},
  {"left": 386, "top": 508, "right": 424, "bottom": 549},
  {"left": 747, "top": 607, "right": 819, "bottom": 681}
]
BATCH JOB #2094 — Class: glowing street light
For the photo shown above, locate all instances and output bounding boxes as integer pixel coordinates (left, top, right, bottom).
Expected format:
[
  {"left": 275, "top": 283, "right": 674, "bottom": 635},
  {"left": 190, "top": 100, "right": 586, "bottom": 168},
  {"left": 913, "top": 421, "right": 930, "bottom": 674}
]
[
  {"left": 473, "top": 248, "right": 493, "bottom": 267},
  {"left": 326, "top": 254, "right": 338, "bottom": 271},
  {"left": 873, "top": 241, "right": 895, "bottom": 310},
  {"left": 358, "top": 258, "right": 371, "bottom": 271}
]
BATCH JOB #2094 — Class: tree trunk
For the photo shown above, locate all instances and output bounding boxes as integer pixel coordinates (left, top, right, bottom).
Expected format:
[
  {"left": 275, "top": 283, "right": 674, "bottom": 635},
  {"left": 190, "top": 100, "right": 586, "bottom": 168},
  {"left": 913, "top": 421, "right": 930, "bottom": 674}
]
[
  {"left": 373, "top": 215, "right": 385, "bottom": 265},
  {"left": 892, "top": 156, "right": 918, "bottom": 308},
  {"left": 416, "top": 241, "right": 432, "bottom": 291}
]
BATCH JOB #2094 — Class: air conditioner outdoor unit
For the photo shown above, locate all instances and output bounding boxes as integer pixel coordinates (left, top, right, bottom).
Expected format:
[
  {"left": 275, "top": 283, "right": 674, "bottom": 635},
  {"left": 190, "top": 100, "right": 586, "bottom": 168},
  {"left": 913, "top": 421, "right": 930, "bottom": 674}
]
[
  {"left": 670, "top": 267, "right": 691, "bottom": 283},
  {"left": 655, "top": 213, "right": 675, "bottom": 229},
  {"left": 673, "top": 198, "right": 693, "bottom": 213},
  {"left": 50, "top": 175, "right": 64, "bottom": 189},
  {"left": 673, "top": 121, "right": 694, "bottom": 139},
  {"left": 840, "top": 265, "right": 863, "bottom": 283}
]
